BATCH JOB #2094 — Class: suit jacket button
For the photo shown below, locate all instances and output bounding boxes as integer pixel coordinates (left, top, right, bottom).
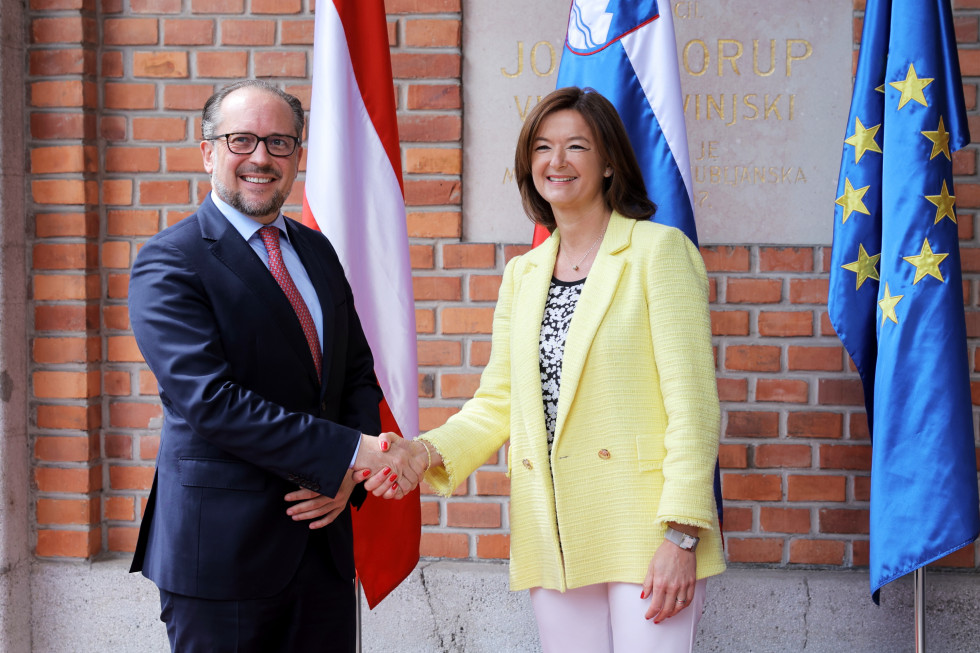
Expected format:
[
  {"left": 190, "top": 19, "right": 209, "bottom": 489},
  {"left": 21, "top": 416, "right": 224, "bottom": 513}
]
[
  {"left": 522, "top": 458, "right": 533, "bottom": 470},
  {"left": 598, "top": 449, "right": 611, "bottom": 460},
  {"left": 320, "top": 401, "right": 327, "bottom": 413}
]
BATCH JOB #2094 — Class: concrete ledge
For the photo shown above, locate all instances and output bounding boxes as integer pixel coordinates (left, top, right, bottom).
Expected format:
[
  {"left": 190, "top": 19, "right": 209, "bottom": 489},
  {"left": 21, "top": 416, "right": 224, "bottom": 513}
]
[{"left": 28, "top": 559, "right": 980, "bottom": 652}]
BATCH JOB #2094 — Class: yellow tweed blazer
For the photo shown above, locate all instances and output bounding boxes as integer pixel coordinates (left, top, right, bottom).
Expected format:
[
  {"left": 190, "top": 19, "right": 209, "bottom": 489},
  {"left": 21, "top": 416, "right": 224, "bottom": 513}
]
[{"left": 421, "top": 212, "right": 726, "bottom": 592}]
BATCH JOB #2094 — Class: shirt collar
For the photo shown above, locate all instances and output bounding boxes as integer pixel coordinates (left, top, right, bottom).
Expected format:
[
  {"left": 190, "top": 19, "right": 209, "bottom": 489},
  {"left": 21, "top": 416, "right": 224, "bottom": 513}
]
[{"left": 210, "top": 190, "right": 289, "bottom": 242}]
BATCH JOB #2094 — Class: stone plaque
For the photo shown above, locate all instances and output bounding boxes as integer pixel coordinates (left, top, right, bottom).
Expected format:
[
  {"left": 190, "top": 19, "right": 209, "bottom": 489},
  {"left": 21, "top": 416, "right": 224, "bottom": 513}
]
[{"left": 462, "top": 0, "right": 853, "bottom": 245}]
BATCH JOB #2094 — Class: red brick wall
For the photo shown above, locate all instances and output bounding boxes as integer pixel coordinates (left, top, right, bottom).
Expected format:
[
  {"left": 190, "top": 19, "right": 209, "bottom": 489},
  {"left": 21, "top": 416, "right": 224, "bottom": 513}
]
[{"left": 25, "top": 0, "right": 980, "bottom": 572}]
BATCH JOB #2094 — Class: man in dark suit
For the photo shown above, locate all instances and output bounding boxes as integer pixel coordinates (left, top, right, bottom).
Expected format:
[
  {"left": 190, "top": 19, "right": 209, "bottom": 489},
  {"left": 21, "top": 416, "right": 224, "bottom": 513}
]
[{"left": 128, "top": 80, "right": 418, "bottom": 652}]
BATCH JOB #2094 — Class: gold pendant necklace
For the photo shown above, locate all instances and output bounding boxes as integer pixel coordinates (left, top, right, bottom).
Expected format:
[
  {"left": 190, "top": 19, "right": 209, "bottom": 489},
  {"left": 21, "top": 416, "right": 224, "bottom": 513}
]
[{"left": 566, "top": 228, "right": 606, "bottom": 271}]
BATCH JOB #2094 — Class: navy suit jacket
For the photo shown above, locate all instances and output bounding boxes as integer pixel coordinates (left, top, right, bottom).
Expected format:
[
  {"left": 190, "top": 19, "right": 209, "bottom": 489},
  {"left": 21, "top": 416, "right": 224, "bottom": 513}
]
[{"left": 128, "top": 195, "right": 382, "bottom": 600}]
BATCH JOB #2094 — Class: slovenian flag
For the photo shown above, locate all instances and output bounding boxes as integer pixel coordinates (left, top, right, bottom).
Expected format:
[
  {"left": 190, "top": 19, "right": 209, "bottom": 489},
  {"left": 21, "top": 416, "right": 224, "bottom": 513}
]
[
  {"left": 533, "top": 0, "right": 697, "bottom": 247},
  {"left": 302, "top": 0, "right": 421, "bottom": 609}
]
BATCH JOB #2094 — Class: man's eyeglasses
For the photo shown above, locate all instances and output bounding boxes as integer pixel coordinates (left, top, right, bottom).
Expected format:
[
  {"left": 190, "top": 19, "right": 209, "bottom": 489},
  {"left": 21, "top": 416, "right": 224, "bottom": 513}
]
[{"left": 214, "top": 133, "right": 300, "bottom": 157}]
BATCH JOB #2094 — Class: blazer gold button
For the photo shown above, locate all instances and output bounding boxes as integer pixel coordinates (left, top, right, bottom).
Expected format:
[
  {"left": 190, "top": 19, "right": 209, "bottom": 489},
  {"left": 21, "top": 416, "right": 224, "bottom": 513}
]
[
  {"left": 522, "top": 458, "right": 533, "bottom": 470},
  {"left": 598, "top": 449, "right": 611, "bottom": 460}
]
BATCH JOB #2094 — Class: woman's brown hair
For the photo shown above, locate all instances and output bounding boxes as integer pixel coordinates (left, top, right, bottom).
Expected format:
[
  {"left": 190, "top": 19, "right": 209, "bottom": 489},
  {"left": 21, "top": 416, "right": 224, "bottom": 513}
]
[{"left": 514, "top": 86, "right": 656, "bottom": 231}]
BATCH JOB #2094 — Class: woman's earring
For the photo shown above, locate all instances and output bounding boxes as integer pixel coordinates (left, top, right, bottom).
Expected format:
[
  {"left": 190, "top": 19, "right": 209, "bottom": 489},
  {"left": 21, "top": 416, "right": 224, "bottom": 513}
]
[{"left": 604, "top": 167, "right": 613, "bottom": 178}]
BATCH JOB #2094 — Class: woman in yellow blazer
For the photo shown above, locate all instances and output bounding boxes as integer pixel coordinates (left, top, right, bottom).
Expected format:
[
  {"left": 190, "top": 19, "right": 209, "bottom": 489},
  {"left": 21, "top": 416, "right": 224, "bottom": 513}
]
[{"left": 372, "top": 87, "right": 725, "bottom": 652}]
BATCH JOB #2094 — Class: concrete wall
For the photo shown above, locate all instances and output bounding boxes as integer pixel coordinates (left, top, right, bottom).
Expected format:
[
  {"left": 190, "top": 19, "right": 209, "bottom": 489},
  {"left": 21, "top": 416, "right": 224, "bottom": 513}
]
[{"left": 29, "top": 560, "right": 980, "bottom": 652}]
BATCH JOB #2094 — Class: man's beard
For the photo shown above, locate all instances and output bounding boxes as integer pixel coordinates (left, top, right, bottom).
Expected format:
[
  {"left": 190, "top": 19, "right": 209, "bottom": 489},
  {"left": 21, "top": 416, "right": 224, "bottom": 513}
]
[{"left": 212, "top": 171, "right": 288, "bottom": 219}]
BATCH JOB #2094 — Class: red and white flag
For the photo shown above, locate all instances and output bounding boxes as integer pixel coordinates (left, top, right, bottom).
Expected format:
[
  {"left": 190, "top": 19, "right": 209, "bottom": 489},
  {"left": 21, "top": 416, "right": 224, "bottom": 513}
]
[{"left": 302, "top": 0, "right": 421, "bottom": 609}]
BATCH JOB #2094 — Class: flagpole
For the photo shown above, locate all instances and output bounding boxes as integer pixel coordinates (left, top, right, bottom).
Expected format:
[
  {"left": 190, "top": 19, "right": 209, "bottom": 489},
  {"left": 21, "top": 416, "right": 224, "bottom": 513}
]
[
  {"left": 355, "top": 577, "right": 363, "bottom": 653},
  {"left": 914, "top": 568, "right": 925, "bottom": 652}
]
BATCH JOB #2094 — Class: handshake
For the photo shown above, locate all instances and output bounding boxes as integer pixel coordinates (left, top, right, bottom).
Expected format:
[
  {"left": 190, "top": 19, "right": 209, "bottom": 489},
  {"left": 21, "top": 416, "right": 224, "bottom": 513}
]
[{"left": 352, "top": 432, "right": 440, "bottom": 500}]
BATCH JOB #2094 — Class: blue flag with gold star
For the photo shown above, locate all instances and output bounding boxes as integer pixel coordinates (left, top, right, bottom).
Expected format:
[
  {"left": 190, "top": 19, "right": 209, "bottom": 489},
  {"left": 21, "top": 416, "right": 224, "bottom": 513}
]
[{"left": 829, "top": 0, "right": 980, "bottom": 602}]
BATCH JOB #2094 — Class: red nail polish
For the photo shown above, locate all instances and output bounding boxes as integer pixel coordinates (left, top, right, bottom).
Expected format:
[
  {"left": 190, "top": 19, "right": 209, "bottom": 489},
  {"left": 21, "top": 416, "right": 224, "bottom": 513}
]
[
  {"left": 640, "top": 591, "right": 646, "bottom": 600},
  {"left": 388, "top": 474, "right": 398, "bottom": 482},
  {"left": 362, "top": 469, "right": 372, "bottom": 478},
  {"left": 381, "top": 467, "right": 391, "bottom": 476},
  {"left": 391, "top": 482, "right": 398, "bottom": 490},
  {"left": 380, "top": 440, "right": 389, "bottom": 452}
]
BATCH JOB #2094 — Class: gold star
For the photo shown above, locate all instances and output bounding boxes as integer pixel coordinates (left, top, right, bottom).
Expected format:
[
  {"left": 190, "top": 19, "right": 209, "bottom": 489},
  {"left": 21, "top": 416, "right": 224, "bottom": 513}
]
[
  {"left": 921, "top": 116, "right": 951, "bottom": 161},
  {"left": 875, "top": 84, "right": 885, "bottom": 93},
  {"left": 835, "top": 179, "right": 872, "bottom": 224},
  {"left": 889, "top": 63, "right": 934, "bottom": 109},
  {"left": 902, "top": 238, "right": 948, "bottom": 284},
  {"left": 878, "top": 283, "right": 904, "bottom": 326},
  {"left": 841, "top": 243, "right": 881, "bottom": 290},
  {"left": 845, "top": 117, "right": 883, "bottom": 164},
  {"left": 924, "top": 180, "right": 957, "bottom": 224}
]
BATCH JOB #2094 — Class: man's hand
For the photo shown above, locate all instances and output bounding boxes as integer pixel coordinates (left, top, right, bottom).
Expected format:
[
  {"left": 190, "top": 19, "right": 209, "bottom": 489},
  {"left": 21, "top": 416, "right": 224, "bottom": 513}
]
[{"left": 284, "top": 469, "right": 358, "bottom": 529}]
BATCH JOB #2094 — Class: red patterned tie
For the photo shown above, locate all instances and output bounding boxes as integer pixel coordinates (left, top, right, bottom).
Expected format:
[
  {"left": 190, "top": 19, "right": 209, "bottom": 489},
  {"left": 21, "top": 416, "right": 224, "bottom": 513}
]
[{"left": 258, "top": 225, "right": 322, "bottom": 379}]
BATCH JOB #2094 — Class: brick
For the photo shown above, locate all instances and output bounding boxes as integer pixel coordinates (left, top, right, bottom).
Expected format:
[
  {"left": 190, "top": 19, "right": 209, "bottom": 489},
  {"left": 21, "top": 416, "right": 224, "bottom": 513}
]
[
  {"left": 105, "top": 433, "right": 134, "bottom": 460},
  {"left": 140, "top": 435, "right": 160, "bottom": 460},
  {"left": 107, "top": 335, "right": 143, "bottom": 362},
  {"left": 787, "top": 412, "right": 843, "bottom": 439},
  {"left": 163, "top": 18, "right": 214, "bottom": 45},
  {"left": 30, "top": 48, "right": 94, "bottom": 76},
  {"left": 105, "top": 147, "right": 161, "bottom": 173},
  {"left": 31, "top": 145, "right": 97, "bottom": 174},
  {"left": 725, "top": 345, "right": 780, "bottom": 372},
  {"left": 726, "top": 537, "right": 783, "bottom": 563},
  {"left": 36, "top": 529, "right": 100, "bottom": 558},
  {"left": 853, "top": 476, "right": 871, "bottom": 502},
  {"left": 106, "top": 211, "right": 159, "bottom": 238},
  {"left": 34, "top": 305, "right": 98, "bottom": 332},
  {"left": 413, "top": 275, "right": 461, "bottom": 301},
  {"left": 756, "top": 379, "right": 809, "bottom": 403},
  {"left": 726, "top": 411, "right": 779, "bottom": 438},
  {"left": 104, "top": 18, "right": 158, "bottom": 45},
  {"left": 405, "top": 147, "right": 461, "bottom": 174},
  {"left": 105, "top": 496, "right": 136, "bottom": 521},
  {"left": 35, "top": 211, "right": 98, "bottom": 238},
  {"left": 726, "top": 278, "right": 782, "bottom": 303},
  {"left": 33, "top": 336, "right": 99, "bottom": 363},
  {"left": 415, "top": 308, "right": 435, "bottom": 333},
  {"left": 139, "top": 370, "right": 157, "bottom": 395},
  {"left": 165, "top": 147, "right": 206, "bottom": 172},
  {"left": 470, "top": 340, "right": 491, "bottom": 366},
  {"left": 758, "top": 311, "right": 813, "bottom": 337},
  {"left": 30, "top": 80, "right": 89, "bottom": 108},
  {"left": 36, "top": 404, "right": 100, "bottom": 431},
  {"left": 104, "top": 83, "right": 156, "bottom": 109},
  {"left": 31, "top": 16, "right": 97, "bottom": 44},
  {"left": 441, "top": 307, "right": 494, "bottom": 334},
  {"left": 700, "top": 246, "right": 750, "bottom": 272},
  {"left": 789, "top": 539, "right": 845, "bottom": 565},
  {"left": 721, "top": 507, "right": 752, "bottom": 532},
  {"left": 31, "top": 112, "right": 96, "bottom": 140},
  {"left": 477, "top": 533, "right": 509, "bottom": 559},
  {"left": 417, "top": 340, "right": 461, "bottom": 366},
  {"left": 405, "top": 179, "right": 461, "bottom": 206},
  {"left": 104, "top": 371, "right": 132, "bottom": 396},
  {"left": 109, "top": 465, "right": 155, "bottom": 490},
  {"left": 420, "top": 532, "right": 467, "bottom": 558},
  {"left": 109, "top": 402, "right": 161, "bottom": 429},
  {"left": 384, "top": 0, "right": 461, "bottom": 11},
  {"left": 33, "top": 371, "right": 100, "bottom": 399},
  {"left": 419, "top": 406, "right": 458, "bottom": 431},
  {"left": 398, "top": 114, "right": 461, "bottom": 142},
  {"left": 469, "top": 276, "right": 502, "bottom": 302},
  {"left": 139, "top": 180, "right": 189, "bottom": 205},
  {"left": 787, "top": 346, "right": 844, "bottom": 371},
  {"left": 787, "top": 475, "right": 846, "bottom": 502},
  {"left": 443, "top": 244, "right": 494, "bottom": 269},
  {"left": 406, "top": 84, "right": 461, "bottom": 110},
  {"left": 420, "top": 500, "right": 440, "bottom": 526},
  {"left": 191, "top": 0, "right": 243, "bottom": 11},
  {"left": 446, "top": 502, "right": 501, "bottom": 528},
  {"left": 102, "top": 51, "right": 124, "bottom": 78},
  {"left": 163, "top": 85, "right": 214, "bottom": 111},
  {"left": 32, "top": 179, "right": 96, "bottom": 206},
  {"left": 721, "top": 473, "right": 782, "bottom": 501},
  {"left": 34, "top": 466, "right": 100, "bottom": 493},
  {"left": 717, "top": 377, "right": 748, "bottom": 402},
  {"left": 131, "top": 0, "right": 180, "bottom": 10},
  {"left": 196, "top": 51, "right": 248, "bottom": 78},
  {"left": 817, "top": 379, "right": 865, "bottom": 406},
  {"left": 33, "top": 243, "right": 98, "bottom": 271},
  {"left": 475, "top": 471, "right": 510, "bottom": 496},
  {"left": 759, "top": 247, "right": 813, "bottom": 272},
  {"left": 819, "top": 508, "right": 869, "bottom": 534},
  {"left": 37, "top": 497, "right": 99, "bottom": 525},
  {"left": 789, "top": 279, "right": 829, "bottom": 304},
  {"left": 35, "top": 435, "right": 98, "bottom": 463},
  {"left": 281, "top": 19, "right": 314, "bottom": 44},
  {"left": 819, "top": 444, "right": 872, "bottom": 471},
  {"left": 254, "top": 52, "right": 307, "bottom": 78},
  {"left": 134, "top": 51, "right": 188, "bottom": 78},
  {"left": 391, "top": 53, "right": 460, "bottom": 78},
  {"left": 404, "top": 18, "right": 461, "bottom": 47},
  {"left": 33, "top": 273, "right": 99, "bottom": 301},
  {"left": 755, "top": 444, "right": 812, "bottom": 468},
  {"left": 441, "top": 373, "right": 480, "bottom": 399},
  {"left": 718, "top": 443, "right": 748, "bottom": 469},
  {"left": 102, "top": 241, "right": 132, "bottom": 269},
  {"left": 710, "top": 310, "right": 750, "bottom": 336},
  {"left": 760, "top": 507, "right": 810, "bottom": 534},
  {"left": 108, "top": 527, "right": 140, "bottom": 552},
  {"left": 252, "top": 0, "right": 300, "bottom": 12},
  {"left": 221, "top": 20, "right": 275, "bottom": 45}
]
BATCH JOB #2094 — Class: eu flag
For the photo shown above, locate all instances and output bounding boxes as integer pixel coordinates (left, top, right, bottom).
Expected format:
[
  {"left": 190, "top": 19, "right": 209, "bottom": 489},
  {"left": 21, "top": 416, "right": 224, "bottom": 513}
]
[{"left": 828, "top": 0, "right": 979, "bottom": 602}]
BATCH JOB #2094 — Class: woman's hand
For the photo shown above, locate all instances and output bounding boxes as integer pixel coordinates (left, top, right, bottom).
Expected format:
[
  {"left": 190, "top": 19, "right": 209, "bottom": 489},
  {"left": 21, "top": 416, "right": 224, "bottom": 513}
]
[
  {"left": 641, "top": 525, "right": 698, "bottom": 623},
  {"left": 362, "top": 432, "right": 430, "bottom": 499}
]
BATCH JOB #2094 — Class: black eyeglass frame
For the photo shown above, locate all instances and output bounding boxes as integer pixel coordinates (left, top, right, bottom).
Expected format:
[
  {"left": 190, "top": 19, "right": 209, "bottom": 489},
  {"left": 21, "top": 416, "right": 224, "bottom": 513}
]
[{"left": 214, "top": 132, "right": 301, "bottom": 157}]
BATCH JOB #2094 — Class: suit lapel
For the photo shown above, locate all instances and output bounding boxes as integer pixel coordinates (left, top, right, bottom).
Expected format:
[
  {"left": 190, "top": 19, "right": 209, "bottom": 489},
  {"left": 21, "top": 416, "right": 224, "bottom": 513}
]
[
  {"left": 511, "top": 234, "right": 558, "bottom": 445},
  {"left": 552, "top": 213, "right": 633, "bottom": 446},
  {"left": 199, "top": 199, "right": 321, "bottom": 387}
]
